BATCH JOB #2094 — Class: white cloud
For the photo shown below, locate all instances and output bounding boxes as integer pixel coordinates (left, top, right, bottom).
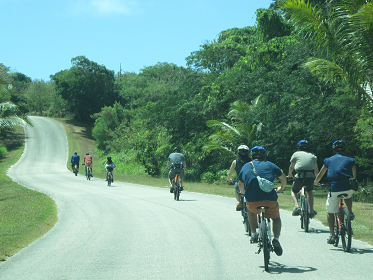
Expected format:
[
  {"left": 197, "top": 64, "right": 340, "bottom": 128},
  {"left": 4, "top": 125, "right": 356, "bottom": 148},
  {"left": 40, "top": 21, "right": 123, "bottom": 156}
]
[{"left": 70, "top": 0, "right": 139, "bottom": 16}]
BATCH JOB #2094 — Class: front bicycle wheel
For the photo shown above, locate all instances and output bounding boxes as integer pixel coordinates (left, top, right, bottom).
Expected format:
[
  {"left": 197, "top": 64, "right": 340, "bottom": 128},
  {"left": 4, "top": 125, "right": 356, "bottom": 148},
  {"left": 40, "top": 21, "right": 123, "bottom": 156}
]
[
  {"left": 86, "top": 169, "right": 89, "bottom": 180},
  {"left": 303, "top": 197, "right": 309, "bottom": 233},
  {"left": 108, "top": 174, "right": 111, "bottom": 186},
  {"left": 262, "top": 220, "right": 270, "bottom": 271},
  {"left": 341, "top": 207, "right": 352, "bottom": 252}
]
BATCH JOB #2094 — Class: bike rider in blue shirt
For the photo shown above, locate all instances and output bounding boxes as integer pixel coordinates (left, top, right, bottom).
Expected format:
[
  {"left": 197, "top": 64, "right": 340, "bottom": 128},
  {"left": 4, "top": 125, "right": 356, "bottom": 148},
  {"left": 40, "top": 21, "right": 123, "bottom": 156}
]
[
  {"left": 227, "top": 145, "right": 251, "bottom": 211},
  {"left": 314, "top": 140, "right": 356, "bottom": 244},
  {"left": 238, "top": 146, "right": 286, "bottom": 256},
  {"left": 71, "top": 152, "right": 80, "bottom": 172}
]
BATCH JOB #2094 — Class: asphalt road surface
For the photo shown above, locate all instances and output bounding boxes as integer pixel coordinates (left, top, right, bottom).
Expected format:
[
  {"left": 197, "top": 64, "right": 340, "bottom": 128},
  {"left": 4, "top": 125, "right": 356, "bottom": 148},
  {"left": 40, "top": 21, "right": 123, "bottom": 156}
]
[{"left": 2, "top": 116, "right": 373, "bottom": 279}]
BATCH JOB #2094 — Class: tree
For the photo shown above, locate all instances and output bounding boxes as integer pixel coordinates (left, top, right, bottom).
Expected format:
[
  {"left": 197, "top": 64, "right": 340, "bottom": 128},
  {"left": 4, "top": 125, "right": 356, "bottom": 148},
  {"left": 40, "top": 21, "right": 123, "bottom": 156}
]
[
  {"left": 51, "top": 56, "right": 118, "bottom": 123},
  {"left": 279, "top": 0, "right": 373, "bottom": 108},
  {"left": 0, "top": 102, "right": 33, "bottom": 132}
]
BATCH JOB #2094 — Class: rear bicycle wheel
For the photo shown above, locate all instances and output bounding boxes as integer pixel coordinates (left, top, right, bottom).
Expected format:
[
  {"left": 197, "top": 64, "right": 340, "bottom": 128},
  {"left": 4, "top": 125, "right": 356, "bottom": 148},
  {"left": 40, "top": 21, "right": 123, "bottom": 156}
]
[
  {"left": 300, "top": 196, "right": 304, "bottom": 229},
  {"left": 303, "top": 197, "right": 309, "bottom": 233},
  {"left": 176, "top": 180, "right": 180, "bottom": 201},
  {"left": 108, "top": 174, "right": 111, "bottom": 186},
  {"left": 334, "top": 215, "right": 340, "bottom": 247},
  {"left": 341, "top": 207, "right": 352, "bottom": 252},
  {"left": 262, "top": 220, "right": 270, "bottom": 271}
]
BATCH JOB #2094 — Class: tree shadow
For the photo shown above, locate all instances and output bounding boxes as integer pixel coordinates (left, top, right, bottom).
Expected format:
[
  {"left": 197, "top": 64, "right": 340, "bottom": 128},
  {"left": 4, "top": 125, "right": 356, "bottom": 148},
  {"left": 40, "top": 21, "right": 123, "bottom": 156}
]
[{"left": 64, "top": 119, "right": 95, "bottom": 140}]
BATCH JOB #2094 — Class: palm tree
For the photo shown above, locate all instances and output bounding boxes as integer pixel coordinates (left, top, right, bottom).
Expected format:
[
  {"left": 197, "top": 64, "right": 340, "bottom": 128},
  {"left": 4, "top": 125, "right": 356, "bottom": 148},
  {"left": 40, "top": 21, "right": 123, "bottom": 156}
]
[
  {"left": 0, "top": 102, "right": 33, "bottom": 132},
  {"left": 279, "top": 0, "right": 373, "bottom": 108},
  {"left": 203, "top": 95, "right": 262, "bottom": 155}
]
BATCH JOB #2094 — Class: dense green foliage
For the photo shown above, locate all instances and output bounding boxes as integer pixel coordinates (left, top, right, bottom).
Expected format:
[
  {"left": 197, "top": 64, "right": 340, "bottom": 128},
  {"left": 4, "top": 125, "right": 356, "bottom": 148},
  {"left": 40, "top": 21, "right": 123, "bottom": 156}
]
[{"left": 1, "top": 3, "right": 372, "bottom": 201}]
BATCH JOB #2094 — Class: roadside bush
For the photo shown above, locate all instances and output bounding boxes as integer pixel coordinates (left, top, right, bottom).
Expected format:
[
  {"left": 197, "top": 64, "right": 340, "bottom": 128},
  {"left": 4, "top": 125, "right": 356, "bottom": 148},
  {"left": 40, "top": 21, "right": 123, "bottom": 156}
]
[
  {"left": 0, "top": 143, "right": 8, "bottom": 159},
  {"left": 353, "top": 180, "right": 373, "bottom": 203}
]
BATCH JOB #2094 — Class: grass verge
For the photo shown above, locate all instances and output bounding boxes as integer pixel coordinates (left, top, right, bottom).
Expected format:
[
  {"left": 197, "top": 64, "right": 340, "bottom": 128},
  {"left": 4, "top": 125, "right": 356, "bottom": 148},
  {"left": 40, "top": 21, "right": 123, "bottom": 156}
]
[{"left": 0, "top": 128, "right": 57, "bottom": 261}]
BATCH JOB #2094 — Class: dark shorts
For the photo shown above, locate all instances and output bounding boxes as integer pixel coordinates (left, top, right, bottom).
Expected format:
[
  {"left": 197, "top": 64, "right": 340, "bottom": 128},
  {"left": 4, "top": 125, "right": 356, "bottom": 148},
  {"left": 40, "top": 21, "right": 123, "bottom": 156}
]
[
  {"left": 106, "top": 167, "right": 114, "bottom": 172},
  {"left": 247, "top": 201, "right": 280, "bottom": 219},
  {"left": 292, "top": 177, "right": 314, "bottom": 193},
  {"left": 169, "top": 168, "right": 184, "bottom": 180}
]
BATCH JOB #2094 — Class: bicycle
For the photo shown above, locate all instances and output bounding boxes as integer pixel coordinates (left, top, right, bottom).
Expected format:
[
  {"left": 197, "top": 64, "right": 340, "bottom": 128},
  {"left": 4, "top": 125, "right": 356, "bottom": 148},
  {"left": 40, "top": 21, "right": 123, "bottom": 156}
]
[
  {"left": 172, "top": 174, "right": 181, "bottom": 201},
  {"left": 333, "top": 193, "right": 353, "bottom": 252},
  {"left": 83, "top": 162, "right": 92, "bottom": 180},
  {"left": 228, "top": 180, "right": 251, "bottom": 234},
  {"left": 299, "top": 185, "right": 310, "bottom": 232},
  {"left": 320, "top": 183, "right": 353, "bottom": 252},
  {"left": 72, "top": 164, "right": 79, "bottom": 176},
  {"left": 255, "top": 206, "right": 273, "bottom": 272},
  {"left": 107, "top": 171, "right": 112, "bottom": 186}
]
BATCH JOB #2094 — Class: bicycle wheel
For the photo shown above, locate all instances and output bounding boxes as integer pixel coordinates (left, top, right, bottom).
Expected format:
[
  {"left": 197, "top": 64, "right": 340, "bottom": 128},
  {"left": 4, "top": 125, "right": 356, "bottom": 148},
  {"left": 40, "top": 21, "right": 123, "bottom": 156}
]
[
  {"left": 86, "top": 168, "right": 89, "bottom": 180},
  {"left": 341, "top": 207, "right": 352, "bottom": 252},
  {"left": 262, "top": 220, "right": 270, "bottom": 271},
  {"left": 108, "top": 174, "right": 111, "bottom": 186},
  {"left": 334, "top": 215, "right": 340, "bottom": 247},
  {"left": 303, "top": 197, "right": 309, "bottom": 233},
  {"left": 176, "top": 180, "right": 180, "bottom": 201},
  {"left": 300, "top": 196, "right": 304, "bottom": 229}
]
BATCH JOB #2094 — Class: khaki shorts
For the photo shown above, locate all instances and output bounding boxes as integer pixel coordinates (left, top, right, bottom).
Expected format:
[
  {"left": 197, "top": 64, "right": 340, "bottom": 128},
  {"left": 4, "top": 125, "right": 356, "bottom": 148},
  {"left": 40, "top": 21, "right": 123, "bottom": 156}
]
[
  {"left": 247, "top": 200, "right": 280, "bottom": 219},
  {"left": 326, "top": 190, "right": 354, "bottom": 213}
]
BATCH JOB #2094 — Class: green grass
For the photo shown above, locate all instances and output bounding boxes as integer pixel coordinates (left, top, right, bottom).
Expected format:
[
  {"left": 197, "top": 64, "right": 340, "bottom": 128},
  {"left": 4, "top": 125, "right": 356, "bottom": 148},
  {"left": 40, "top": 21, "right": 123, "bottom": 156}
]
[{"left": 0, "top": 129, "right": 57, "bottom": 261}]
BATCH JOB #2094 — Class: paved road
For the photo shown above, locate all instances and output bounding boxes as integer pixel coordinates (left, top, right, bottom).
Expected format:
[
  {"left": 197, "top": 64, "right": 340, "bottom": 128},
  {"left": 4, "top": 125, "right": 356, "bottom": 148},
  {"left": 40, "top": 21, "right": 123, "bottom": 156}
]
[{"left": 1, "top": 116, "right": 373, "bottom": 279}]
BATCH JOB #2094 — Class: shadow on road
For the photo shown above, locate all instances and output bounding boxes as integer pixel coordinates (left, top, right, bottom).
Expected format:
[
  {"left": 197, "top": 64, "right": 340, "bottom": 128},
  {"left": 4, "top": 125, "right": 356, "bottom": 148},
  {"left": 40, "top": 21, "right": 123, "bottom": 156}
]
[{"left": 265, "top": 262, "right": 317, "bottom": 274}]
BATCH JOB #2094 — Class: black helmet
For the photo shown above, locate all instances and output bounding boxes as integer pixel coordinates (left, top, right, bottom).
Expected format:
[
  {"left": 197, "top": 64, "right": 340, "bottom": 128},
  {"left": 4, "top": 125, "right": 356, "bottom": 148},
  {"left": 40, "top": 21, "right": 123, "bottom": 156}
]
[
  {"left": 172, "top": 147, "right": 179, "bottom": 153},
  {"left": 332, "top": 140, "right": 346, "bottom": 151},
  {"left": 86, "top": 153, "right": 89, "bottom": 155},
  {"left": 297, "top": 140, "right": 309, "bottom": 150},
  {"left": 107, "top": 156, "right": 112, "bottom": 160},
  {"left": 250, "top": 146, "right": 267, "bottom": 159},
  {"left": 237, "top": 145, "right": 249, "bottom": 155}
]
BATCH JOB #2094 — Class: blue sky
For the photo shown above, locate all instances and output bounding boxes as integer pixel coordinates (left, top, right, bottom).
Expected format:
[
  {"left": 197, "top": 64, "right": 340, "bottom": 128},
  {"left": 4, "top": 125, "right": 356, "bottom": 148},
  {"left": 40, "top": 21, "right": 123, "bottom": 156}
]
[{"left": 0, "top": 0, "right": 274, "bottom": 81}]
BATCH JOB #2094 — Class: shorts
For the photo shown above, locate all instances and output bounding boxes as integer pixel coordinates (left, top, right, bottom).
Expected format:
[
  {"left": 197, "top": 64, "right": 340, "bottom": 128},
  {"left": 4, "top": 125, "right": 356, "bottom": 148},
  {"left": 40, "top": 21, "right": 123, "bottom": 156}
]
[
  {"left": 326, "top": 190, "right": 354, "bottom": 213},
  {"left": 168, "top": 168, "right": 184, "bottom": 180},
  {"left": 246, "top": 200, "right": 280, "bottom": 219},
  {"left": 106, "top": 167, "right": 114, "bottom": 172},
  {"left": 292, "top": 177, "right": 314, "bottom": 193}
]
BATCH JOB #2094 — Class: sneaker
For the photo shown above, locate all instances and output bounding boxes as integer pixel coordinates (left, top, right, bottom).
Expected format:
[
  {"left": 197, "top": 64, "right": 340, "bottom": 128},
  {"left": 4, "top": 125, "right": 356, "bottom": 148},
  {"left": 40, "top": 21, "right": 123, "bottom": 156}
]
[
  {"left": 236, "top": 202, "right": 243, "bottom": 211},
  {"left": 272, "top": 239, "right": 283, "bottom": 256},
  {"left": 327, "top": 235, "right": 337, "bottom": 244},
  {"left": 350, "top": 212, "right": 355, "bottom": 220},
  {"left": 292, "top": 206, "right": 301, "bottom": 216},
  {"left": 85, "top": 174, "right": 87, "bottom": 176},
  {"left": 250, "top": 234, "right": 258, "bottom": 244},
  {"left": 180, "top": 185, "right": 184, "bottom": 191},
  {"left": 170, "top": 185, "right": 174, "bottom": 193},
  {"left": 105, "top": 179, "right": 107, "bottom": 181},
  {"left": 310, "top": 210, "right": 317, "bottom": 218},
  {"left": 112, "top": 179, "right": 114, "bottom": 183}
]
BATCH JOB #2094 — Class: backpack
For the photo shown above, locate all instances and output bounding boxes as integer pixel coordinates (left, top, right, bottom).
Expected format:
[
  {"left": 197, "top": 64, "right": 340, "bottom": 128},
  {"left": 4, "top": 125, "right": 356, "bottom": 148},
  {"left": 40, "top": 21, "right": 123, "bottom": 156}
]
[{"left": 250, "top": 162, "right": 275, "bottom": 193}]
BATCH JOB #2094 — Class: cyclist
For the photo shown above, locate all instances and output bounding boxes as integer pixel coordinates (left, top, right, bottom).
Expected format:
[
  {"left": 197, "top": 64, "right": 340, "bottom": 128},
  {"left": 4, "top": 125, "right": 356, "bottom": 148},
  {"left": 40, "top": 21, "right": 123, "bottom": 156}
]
[
  {"left": 288, "top": 140, "right": 319, "bottom": 217},
  {"left": 104, "top": 156, "right": 116, "bottom": 182},
  {"left": 227, "top": 145, "right": 250, "bottom": 211},
  {"left": 71, "top": 152, "right": 80, "bottom": 173},
  {"left": 314, "top": 140, "right": 356, "bottom": 244},
  {"left": 83, "top": 153, "right": 93, "bottom": 176},
  {"left": 238, "top": 146, "right": 286, "bottom": 256},
  {"left": 166, "top": 147, "right": 186, "bottom": 193}
]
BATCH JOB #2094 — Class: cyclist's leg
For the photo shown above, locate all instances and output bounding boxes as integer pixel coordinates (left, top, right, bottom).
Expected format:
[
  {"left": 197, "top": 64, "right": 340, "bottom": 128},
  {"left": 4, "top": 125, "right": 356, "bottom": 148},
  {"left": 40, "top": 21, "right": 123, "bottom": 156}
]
[
  {"left": 326, "top": 192, "right": 339, "bottom": 236},
  {"left": 291, "top": 179, "right": 301, "bottom": 215}
]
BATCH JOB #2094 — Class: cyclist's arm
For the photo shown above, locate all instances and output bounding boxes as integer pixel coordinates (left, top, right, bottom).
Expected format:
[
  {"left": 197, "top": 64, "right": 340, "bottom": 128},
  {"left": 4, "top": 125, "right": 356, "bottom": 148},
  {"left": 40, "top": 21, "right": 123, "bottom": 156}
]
[
  {"left": 314, "top": 164, "right": 327, "bottom": 185},
  {"left": 276, "top": 173, "right": 286, "bottom": 193},
  {"left": 314, "top": 161, "right": 319, "bottom": 177},
  {"left": 166, "top": 160, "right": 170, "bottom": 170},
  {"left": 288, "top": 162, "right": 295, "bottom": 177},
  {"left": 352, "top": 165, "right": 357, "bottom": 179},
  {"left": 227, "top": 160, "right": 236, "bottom": 182},
  {"left": 183, "top": 160, "right": 186, "bottom": 170},
  {"left": 238, "top": 180, "right": 245, "bottom": 195}
]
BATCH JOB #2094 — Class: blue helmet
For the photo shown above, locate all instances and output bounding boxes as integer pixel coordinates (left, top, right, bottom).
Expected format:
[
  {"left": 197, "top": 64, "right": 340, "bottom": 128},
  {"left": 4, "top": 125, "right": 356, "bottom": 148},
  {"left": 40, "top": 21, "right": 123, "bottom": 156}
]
[
  {"left": 297, "top": 140, "right": 309, "bottom": 150},
  {"left": 332, "top": 140, "right": 346, "bottom": 151},
  {"left": 250, "top": 146, "right": 267, "bottom": 158}
]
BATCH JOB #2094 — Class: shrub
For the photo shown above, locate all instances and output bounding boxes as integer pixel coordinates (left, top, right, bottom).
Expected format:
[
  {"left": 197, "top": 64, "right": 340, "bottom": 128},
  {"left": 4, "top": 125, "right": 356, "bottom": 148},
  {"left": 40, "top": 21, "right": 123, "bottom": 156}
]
[{"left": 0, "top": 143, "right": 8, "bottom": 159}]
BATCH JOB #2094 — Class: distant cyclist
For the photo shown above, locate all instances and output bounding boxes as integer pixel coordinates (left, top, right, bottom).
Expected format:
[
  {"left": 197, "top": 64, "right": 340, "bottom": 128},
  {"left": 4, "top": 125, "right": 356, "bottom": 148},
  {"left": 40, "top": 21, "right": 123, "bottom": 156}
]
[
  {"left": 104, "top": 156, "right": 116, "bottom": 182},
  {"left": 71, "top": 152, "right": 80, "bottom": 172},
  {"left": 166, "top": 147, "right": 186, "bottom": 193},
  {"left": 288, "top": 140, "right": 319, "bottom": 218},
  {"left": 238, "top": 146, "right": 286, "bottom": 256},
  {"left": 314, "top": 140, "right": 356, "bottom": 244},
  {"left": 227, "top": 145, "right": 251, "bottom": 211},
  {"left": 83, "top": 153, "right": 93, "bottom": 176}
]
